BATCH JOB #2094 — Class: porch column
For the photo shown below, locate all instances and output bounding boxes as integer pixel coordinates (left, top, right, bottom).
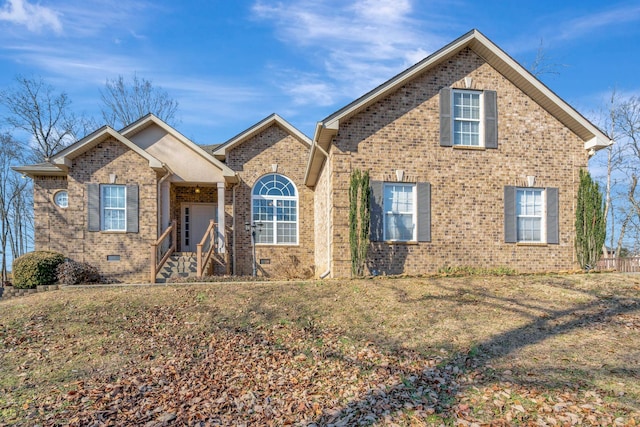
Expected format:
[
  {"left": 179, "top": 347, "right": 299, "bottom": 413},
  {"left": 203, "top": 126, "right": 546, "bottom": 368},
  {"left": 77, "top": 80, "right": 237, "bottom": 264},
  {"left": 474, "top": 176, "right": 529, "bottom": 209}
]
[
  {"left": 161, "top": 180, "right": 171, "bottom": 230},
  {"left": 217, "top": 182, "right": 225, "bottom": 253}
]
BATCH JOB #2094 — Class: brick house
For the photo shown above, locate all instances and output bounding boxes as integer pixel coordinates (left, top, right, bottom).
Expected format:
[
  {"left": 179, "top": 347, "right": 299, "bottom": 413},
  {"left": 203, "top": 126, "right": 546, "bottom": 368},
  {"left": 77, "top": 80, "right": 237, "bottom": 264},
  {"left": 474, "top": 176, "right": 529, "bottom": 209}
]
[{"left": 15, "top": 30, "right": 611, "bottom": 282}]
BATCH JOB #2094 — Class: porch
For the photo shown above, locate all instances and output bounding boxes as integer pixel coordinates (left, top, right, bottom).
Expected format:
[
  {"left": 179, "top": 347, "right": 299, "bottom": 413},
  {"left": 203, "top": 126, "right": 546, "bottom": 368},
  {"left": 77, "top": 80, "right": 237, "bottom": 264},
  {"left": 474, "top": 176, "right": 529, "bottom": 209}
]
[{"left": 151, "top": 182, "right": 229, "bottom": 283}]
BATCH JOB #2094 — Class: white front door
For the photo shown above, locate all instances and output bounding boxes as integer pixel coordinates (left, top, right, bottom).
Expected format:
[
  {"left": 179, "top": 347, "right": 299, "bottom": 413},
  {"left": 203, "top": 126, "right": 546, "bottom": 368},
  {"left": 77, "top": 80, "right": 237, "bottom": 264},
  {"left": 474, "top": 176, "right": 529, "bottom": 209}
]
[{"left": 182, "top": 203, "right": 216, "bottom": 252}]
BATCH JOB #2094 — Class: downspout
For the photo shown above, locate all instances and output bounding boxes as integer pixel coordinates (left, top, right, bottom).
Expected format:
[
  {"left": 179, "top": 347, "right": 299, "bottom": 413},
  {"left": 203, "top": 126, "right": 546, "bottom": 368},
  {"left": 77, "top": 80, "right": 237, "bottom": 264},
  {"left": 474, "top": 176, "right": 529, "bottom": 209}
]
[{"left": 157, "top": 164, "right": 174, "bottom": 236}]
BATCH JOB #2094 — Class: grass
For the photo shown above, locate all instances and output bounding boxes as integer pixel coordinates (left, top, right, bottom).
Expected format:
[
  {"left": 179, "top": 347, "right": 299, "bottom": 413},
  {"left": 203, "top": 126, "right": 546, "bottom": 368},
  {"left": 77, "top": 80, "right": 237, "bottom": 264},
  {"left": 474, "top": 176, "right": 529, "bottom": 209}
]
[{"left": 1, "top": 273, "right": 639, "bottom": 425}]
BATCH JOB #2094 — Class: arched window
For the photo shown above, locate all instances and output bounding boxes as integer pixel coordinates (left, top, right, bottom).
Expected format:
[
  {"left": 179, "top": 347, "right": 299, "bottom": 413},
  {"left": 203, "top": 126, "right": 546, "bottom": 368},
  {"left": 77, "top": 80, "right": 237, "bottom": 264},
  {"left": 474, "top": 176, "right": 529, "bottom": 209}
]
[{"left": 252, "top": 174, "right": 298, "bottom": 244}]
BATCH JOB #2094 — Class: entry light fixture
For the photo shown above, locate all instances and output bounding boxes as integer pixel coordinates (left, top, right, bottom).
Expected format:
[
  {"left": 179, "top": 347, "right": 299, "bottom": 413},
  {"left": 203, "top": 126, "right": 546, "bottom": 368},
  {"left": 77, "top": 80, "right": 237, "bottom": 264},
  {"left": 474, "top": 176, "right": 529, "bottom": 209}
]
[{"left": 195, "top": 185, "right": 201, "bottom": 194}]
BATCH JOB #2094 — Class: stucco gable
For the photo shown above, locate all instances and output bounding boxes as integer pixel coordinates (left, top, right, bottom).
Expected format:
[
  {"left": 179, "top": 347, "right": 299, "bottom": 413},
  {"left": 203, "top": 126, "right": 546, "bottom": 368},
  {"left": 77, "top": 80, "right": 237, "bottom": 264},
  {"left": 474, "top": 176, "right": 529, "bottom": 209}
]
[{"left": 120, "top": 114, "right": 238, "bottom": 184}]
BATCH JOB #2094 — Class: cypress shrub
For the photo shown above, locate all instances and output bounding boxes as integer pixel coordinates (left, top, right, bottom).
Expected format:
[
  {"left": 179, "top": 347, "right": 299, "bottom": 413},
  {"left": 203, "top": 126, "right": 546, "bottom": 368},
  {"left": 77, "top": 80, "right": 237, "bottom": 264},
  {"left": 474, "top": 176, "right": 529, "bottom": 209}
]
[{"left": 575, "top": 169, "right": 606, "bottom": 270}]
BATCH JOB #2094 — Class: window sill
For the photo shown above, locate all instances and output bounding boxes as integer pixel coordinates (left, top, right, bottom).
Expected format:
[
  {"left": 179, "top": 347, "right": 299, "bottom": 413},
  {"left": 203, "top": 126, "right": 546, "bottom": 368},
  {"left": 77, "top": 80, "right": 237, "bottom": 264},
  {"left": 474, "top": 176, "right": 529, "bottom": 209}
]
[
  {"left": 516, "top": 242, "right": 548, "bottom": 247},
  {"left": 256, "top": 243, "right": 300, "bottom": 247},
  {"left": 384, "top": 241, "right": 418, "bottom": 245},
  {"left": 453, "top": 145, "right": 486, "bottom": 151},
  {"left": 100, "top": 230, "right": 128, "bottom": 234}
]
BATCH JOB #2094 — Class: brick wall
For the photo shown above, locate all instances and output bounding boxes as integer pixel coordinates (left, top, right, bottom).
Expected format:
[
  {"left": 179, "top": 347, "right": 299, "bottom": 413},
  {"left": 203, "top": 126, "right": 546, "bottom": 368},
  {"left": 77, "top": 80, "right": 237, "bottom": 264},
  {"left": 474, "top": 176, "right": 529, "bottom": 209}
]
[
  {"left": 226, "top": 124, "right": 314, "bottom": 278},
  {"left": 313, "top": 151, "right": 332, "bottom": 276},
  {"left": 325, "top": 48, "right": 588, "bottom": 277},
  {"left": 34, "top": 139, "right": 158, "bottom": 282}
]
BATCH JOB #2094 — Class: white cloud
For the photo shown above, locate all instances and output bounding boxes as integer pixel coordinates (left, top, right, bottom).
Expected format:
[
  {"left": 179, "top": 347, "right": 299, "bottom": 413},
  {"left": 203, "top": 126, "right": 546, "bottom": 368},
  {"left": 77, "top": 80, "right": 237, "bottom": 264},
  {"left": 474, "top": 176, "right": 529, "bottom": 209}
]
[
  {"left": 251, "top": 0, "right": 448, "bottom": 105},
  {"left": 556, "top": 3, "right": 640, "bottom": 42},
  {"left": 0, "top": 0, "right": 62, "bottom": 33}
]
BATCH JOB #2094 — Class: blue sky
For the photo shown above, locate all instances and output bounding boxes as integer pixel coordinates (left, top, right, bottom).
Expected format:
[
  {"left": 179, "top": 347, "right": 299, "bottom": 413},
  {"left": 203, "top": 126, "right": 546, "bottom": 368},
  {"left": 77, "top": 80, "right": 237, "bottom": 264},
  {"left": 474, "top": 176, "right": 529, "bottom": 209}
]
[{"left": 0, "top": 0, "right": 639, "bottom": 145}]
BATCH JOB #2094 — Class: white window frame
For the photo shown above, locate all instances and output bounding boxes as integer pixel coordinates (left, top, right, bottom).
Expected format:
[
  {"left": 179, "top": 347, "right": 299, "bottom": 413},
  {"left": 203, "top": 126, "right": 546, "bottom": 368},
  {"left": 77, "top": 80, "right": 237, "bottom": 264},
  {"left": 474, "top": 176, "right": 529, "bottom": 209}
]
[
  {"left": 452, "top": 89, "right": 483, "bottom": 147},
  {"left": 53, "top": 190, "right": 68, "bottom": 208},
  {"left": 101, "top": 184, "right": 127, "bottom": 232},
  {"left": 383, "top": 183, "right": 417, "bottom": 242},
  {"left": 251, "top": 174, "right": 299, "bottom": 245},
  {"left": 516, "top": 188, "right": 546, "bottom": 243}
]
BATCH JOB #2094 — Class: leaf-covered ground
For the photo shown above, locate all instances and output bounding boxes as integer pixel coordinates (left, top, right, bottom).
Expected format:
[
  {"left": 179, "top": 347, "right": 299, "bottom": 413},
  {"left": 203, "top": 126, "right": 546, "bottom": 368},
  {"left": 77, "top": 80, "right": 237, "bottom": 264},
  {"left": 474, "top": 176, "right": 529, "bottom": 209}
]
[{"left": 1, "top": 273, "right": 639, "bottom": 426}]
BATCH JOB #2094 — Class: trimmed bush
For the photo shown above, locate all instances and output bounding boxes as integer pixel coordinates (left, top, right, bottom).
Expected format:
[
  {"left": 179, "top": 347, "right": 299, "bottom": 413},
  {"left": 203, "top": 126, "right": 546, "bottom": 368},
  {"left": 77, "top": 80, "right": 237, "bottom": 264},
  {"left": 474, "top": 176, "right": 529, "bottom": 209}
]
[
  {"left": 12, "top": 251, "right": 65, "bottom": 289},
  {"left": 56, "top": 260, "right": 101, "bottom": 285}
]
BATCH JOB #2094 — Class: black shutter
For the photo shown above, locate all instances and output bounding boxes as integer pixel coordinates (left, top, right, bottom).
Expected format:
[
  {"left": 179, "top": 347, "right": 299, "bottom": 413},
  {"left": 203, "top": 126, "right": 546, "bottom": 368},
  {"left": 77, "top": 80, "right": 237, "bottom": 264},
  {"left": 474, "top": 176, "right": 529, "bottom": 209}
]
[
  {"left": 370, "top": 181, "right": 384, "bottom": 241},
  {"left": 546, "top": 187, "right": 559, "bottom": 244},
  {"left": 87, "top": 183, "right": 100, "bottom": 232},
  {"left": 439, "top": 87, "right": 452, "bottom": 147},
  {"left": 484, "top": 90, "right": 498, "bottom": 149},
  {"left": 417, "top": 182, "right": 431, "bottom": 242},
  {"left": 126, "top": 184, "right": 139, "bottom": 233},
  {"left": 504, "top": 186, "right": 517, "bottom": 243}
]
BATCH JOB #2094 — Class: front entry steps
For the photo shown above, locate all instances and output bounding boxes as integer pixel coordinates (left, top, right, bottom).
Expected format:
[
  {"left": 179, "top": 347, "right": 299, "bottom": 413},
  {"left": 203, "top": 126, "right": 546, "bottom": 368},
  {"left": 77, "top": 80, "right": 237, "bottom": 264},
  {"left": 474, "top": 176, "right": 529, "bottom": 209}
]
[{"left": 156, "top": 252, "right": 197, "bottom": 283}]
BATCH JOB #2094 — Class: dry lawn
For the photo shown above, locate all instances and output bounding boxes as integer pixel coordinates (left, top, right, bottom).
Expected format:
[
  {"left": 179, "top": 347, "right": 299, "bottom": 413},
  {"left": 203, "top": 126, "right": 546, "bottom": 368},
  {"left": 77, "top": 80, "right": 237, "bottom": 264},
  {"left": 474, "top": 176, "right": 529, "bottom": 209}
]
[{"left": 1, "top": 273, "right": 639, "bottom": 426}]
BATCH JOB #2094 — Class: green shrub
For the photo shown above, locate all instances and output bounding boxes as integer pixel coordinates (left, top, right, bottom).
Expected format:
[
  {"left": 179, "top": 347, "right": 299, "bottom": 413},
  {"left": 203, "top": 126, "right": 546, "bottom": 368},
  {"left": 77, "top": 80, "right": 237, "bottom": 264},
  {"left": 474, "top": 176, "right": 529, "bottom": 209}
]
[
  {"left": 12, "top": 251, "right": 65, "bottom": 289},
  {"left": 56, "top": 260, "right": 101, "bottom": 285}
]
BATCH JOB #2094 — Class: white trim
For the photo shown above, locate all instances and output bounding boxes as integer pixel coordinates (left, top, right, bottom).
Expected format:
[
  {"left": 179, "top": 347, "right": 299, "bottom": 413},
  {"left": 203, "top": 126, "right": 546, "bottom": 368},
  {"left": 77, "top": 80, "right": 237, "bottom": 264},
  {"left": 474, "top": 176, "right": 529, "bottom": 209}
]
[
  {"left": 53, "top": 190, "right": 68, "bottom": 208},
  {"left": 383, "top": 183, "right": 417, "bottom": 242},
  {"left": 101, "top": 184, "right": 127, "bottom": 232},
  {"left": 452, "top": 89, "right": 484, "bottom": 147},
  {"left": 516, "top": 188, "right": 546, "bottom": 243},
  {"left": 251, "top": 173, "right": 299, "bottom": 245},
  {"left": 217, "top": 182, "right": 226, "bottom": 253}
]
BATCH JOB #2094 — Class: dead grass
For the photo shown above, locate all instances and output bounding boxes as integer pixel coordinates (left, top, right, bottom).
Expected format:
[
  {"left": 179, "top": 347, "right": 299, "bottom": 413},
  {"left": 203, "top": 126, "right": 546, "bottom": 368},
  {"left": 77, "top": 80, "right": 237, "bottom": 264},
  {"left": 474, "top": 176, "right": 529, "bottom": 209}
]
[{"left": 1, "top": 273, "right": 639, "bottom": 425}]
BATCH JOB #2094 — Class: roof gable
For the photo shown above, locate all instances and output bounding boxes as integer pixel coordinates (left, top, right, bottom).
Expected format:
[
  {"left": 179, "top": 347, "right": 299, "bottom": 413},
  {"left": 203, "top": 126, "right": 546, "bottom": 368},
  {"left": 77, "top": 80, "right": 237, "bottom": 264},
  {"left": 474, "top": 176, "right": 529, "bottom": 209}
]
[
  {"left": 213, "top": 114, "right": 311, "bottom": 160},
  {"left": 120, "top": 114, "right": 238, "bottom": 183},
  {"left": 305, "top": 29, "right": 613, "bottom": 186},
  {"left": 51, "top": 126, "right": 164, "bottom": 171}
]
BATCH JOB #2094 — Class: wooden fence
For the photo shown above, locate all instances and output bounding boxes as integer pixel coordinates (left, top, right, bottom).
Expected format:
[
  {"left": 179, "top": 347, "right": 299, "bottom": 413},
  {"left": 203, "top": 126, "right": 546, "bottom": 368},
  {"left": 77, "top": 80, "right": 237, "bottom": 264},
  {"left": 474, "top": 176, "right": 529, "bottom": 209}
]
[{"left": 596, "top": 257, "right": 640, "bottom": 273}]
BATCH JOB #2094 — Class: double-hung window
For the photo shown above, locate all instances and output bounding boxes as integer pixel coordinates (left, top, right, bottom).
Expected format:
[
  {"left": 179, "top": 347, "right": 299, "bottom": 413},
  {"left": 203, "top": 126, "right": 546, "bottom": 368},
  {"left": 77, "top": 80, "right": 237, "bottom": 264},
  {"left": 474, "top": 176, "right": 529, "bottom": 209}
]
[
  {"left": 383, "top": 183, "right": 416, "bottom": 241},
  {"left": 453, "top": 90, "right": 482, "bottom": 147},
  {"left": 516, "top": 188, "right": 544, "bottom": 243},
  {"left": 87, "top": 183, "right": 138, "bottom": 233},
  {"left": 440, "top": 87, "right": 497, "bottom": 149},
  {"left": 504, "top": 186, "right": 558, "bottom": 244},
  {"left": 252, "top": 174, "right": 298, "bottom": 245},
  {"left": 101, "top": 185, "right": 126, "bottom": 231},
  {"left": 371, "top": 181, "right": 431, "bottom": 243}
]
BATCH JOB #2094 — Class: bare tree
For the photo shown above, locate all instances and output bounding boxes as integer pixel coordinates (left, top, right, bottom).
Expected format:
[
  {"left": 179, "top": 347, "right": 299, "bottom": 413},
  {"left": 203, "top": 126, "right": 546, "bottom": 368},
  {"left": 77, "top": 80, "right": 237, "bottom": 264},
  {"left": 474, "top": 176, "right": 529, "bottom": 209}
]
[
  {"left": 100, "top": 74, "right": 179, "bottom": 128},
  {"left": 0, "top": 75, "right": 83, "bottom": 160},
  {"left": 594, "top": 93, "right": 640, "bottom": 256},
  {"left": 527, "top": 39, "right": 567, "bottom": 78},
  {"left": 0, "top": 133, "right": 32, "bottom": 283}
]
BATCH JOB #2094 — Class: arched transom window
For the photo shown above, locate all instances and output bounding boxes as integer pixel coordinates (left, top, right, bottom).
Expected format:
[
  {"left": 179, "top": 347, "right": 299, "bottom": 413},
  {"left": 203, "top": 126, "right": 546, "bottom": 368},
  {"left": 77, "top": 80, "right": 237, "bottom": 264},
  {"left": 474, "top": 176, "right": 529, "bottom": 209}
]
[{"left": 252, "top": 174, "right": 298, "bottom": 244}]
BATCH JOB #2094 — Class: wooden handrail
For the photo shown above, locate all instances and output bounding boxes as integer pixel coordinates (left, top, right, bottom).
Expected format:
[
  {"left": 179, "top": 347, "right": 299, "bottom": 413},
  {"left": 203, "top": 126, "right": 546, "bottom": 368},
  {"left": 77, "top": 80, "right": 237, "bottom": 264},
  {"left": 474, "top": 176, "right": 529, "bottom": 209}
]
[
  {"left": 196, "top": 220, "right": 217, "bottom": 278},
  {"left": 150, "top": 219, "right": 177, "bottom": 283}
]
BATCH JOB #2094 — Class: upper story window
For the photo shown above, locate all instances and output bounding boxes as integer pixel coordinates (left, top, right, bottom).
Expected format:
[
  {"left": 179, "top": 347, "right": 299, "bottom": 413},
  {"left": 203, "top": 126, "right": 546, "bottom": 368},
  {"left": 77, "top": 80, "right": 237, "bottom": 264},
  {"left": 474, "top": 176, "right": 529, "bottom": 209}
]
[
  {"left": 53, "top": 190, "right": 68, "bottom": 208},
  {"left": 252, "top": 174, "right": 298, "bottom": 245},
  {"left": 101, "top": 185, "right": 126, "bottom": 231},
  {"left": 453, "top": 90, "right": 482, "bottom": 147},
  {"left": 439, "top": 87, "right": 497, "bottom": 149}
]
